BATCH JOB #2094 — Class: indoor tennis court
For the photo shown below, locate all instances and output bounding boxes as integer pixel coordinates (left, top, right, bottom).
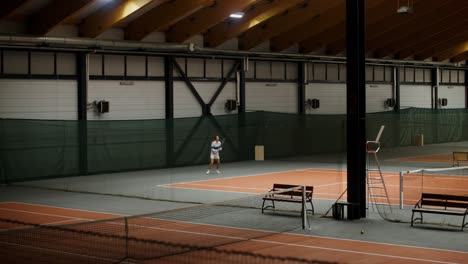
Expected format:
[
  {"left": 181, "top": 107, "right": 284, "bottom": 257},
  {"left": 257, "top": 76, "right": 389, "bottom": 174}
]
[{"left": 1, "top": 0, "right": 468, "bottom": 263}]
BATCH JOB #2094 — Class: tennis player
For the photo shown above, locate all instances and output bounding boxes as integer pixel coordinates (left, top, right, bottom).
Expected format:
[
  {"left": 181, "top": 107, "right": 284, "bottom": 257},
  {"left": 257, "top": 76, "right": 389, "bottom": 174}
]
[{"left": 207, "top": 136, "right": 222, "bottom": 174}]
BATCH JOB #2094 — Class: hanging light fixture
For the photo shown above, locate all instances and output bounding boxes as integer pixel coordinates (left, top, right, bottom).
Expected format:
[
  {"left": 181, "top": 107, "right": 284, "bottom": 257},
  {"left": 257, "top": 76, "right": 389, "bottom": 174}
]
[{"left": 397, "top": 0, "right": 414, "bottom": 14}]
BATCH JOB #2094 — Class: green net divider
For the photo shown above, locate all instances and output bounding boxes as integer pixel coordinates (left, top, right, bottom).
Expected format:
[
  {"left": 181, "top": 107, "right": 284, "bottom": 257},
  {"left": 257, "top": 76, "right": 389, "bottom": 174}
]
[{"left": 3, "top": 108, "right": 468, "bottom": 183}]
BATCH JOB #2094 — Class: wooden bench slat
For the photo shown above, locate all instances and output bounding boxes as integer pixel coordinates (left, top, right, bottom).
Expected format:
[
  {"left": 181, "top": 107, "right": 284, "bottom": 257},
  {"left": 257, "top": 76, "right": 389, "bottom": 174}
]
[
  {"left": 412, "top": 192, "right": 468, "bottom": 231},
  {"left": 413, "top": 208, "right": 466, "bottom": 216},
  {"left": 422, "top": 193, "right": 468, "bottom": 202},
  {"left": 421, "top": 200, "right": 468, "bottom": 209}
]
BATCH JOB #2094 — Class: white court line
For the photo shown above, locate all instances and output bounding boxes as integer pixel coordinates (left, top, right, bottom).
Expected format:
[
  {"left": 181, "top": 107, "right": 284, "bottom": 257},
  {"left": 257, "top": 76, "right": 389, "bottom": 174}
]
[
  {"left": 0, "top": 202, "right": 126, "bottom": 216},
  {"left": 149, "top": 217, "right": 468, "bottom": 255},
  {"left": 0, "top": 241, "right": 132, "bottom": 264},
  {"left": 156, "top": 167, "right": 333, "bottom": 188},
  {"left": 0, "top": 208, "right": 97, "bottom": 222},
  {"left": 116, "top": 221, "right": 462, "bottom": 264}
]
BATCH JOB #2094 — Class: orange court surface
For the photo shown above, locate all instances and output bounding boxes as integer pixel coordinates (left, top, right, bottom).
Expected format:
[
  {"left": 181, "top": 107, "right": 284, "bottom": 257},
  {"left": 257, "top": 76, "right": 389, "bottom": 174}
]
[{"left": 0, "top": 202, "right": 467, "bottom": 264}]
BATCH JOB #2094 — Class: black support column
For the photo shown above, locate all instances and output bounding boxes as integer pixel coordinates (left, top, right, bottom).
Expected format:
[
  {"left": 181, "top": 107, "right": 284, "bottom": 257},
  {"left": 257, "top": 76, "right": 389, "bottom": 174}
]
[
  {"left": 431, "top": 67, "right": 438, "bottom": 109},
  {"left": 165, "top": 56, "right": 174, "bottom": 167},
  {"left": 346, "top": 0, "right": 366, "bottom": 219},
  {"left": 298, "top": 62, "right": 306, "bottom": 114},
  {"left": 238, "top": 59, "right": 246, "bottom": 113},
  {"left": 238, "top": 59, "right": 247, "bottom": 160},
  {"left": 465, "top": 69, "right": 468, "bottom": 108},
  {"left": 77, "top": 52, "right": 88, "bottom": 175},
  {"left": 394, "top": 67, "right": 400, "bottom": 112}
]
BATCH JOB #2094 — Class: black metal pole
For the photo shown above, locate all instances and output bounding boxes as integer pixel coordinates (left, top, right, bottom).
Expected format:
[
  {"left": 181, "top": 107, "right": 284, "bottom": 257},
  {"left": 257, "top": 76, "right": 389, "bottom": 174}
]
[
  {"left": 164, "top": 56, "right": 174, "bottom": 167},
  {"left": 77, "top": 52, "right": 88, "bottom": 175},
  {"left": 465, "top": 69, "right": 468, "bottom": 108},
  {"left": 394, "top": 67, "right": 400, "bottom": 112},
  {"left": 432, "top": 67, "right": 438, "bottom": 109},
  {"left": 298, "top": 62, "right": 306, "bottom": 114},
  {"left": 346, "top": 0, "right": 366, "bottom": 219},
  {"left": 239, "top": 59, "right": 246, "bottom": 113}
]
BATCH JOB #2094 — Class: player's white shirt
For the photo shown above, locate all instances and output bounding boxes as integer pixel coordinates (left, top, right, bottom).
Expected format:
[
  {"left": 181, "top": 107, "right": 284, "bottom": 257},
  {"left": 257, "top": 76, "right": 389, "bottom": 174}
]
[{"left": 210, "top": 140, "right": 222, "bottom": 159}]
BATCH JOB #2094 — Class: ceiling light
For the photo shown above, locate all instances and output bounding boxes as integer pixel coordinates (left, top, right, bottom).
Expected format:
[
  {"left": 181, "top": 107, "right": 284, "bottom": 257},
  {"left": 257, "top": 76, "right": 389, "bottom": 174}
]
[
  {"left": 230, "top": 12, "right": 244, "bottom": 19},
  {"left": 397, "top": 0, "right": 414, "bottom": 14}
]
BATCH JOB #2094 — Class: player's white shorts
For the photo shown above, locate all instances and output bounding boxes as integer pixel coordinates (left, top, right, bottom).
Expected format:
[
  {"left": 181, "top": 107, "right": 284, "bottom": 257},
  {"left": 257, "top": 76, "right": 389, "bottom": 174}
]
[{"left": 210, "top": 152, "right": 220, "bottom": 160}]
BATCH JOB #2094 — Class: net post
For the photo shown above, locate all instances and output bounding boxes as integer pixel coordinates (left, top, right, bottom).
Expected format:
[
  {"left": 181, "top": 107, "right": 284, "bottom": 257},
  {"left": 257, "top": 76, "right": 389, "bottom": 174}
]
[
  {"left": 399, "top": 171, "right": 404, "bottom": 209},
  {"left": 301, "top": 185, "right": 309, "bottom": 230}
]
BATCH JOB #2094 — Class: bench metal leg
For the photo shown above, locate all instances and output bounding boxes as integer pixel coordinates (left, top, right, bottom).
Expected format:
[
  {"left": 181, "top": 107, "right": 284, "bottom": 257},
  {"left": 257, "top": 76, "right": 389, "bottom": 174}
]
[
  {"left": 309, "top": 200, "right": 315, "bottom": 215},
  {"left": 462, "top": 214, "right": 467, "bottom": 231}
]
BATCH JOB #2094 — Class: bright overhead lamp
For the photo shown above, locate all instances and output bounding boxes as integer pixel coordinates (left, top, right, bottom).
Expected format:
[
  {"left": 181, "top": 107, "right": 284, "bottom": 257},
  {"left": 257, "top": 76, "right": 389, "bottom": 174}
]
[
  {"left": 230, "top": 12, "right": 244, "bottom": 19},
  {"left": 397, "top": 0, "right": 414, "bottom": 14}
]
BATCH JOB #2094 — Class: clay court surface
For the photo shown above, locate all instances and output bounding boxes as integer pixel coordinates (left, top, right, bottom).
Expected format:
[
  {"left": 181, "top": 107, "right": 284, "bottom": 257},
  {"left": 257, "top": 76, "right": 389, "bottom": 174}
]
[
  {"left": 163, "top": 168, "right": 468, "bottom": 206},
  {"left": 395, "top": 153, "right": 468, "bottom": 165},
  {"left": 0, "top": 202, "right": 467, "bottom": 263}
]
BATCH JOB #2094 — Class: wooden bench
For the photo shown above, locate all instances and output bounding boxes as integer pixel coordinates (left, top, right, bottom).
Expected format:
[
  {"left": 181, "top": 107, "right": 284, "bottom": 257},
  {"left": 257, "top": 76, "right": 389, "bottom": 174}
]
[
  {"left": 453, "top": 151, "right": 468, "bottom": 166},
  {"left": 411, "top": 193, "right": 468, "bottom": 231},
  {"left": 262, "top": 183, "right": 314, "bottom": 215}
]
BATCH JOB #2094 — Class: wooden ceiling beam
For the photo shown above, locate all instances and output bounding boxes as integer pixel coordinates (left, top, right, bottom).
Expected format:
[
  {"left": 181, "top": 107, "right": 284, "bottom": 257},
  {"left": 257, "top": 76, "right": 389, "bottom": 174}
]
[
  {"left": 270, "top": 0, "right": 347, "bottom": 52},
  {"left": 374, "top": 4, "right": 468, "bottom": 58},
  {"left": 450, "top": 50, "right": 468, "bottom": 63},
  {"left": 80, "top": 0, "right": 155, "bottom": 38},
  {"left": 368, "top": 0, "right": 463, "bottom": 53},
  {"left": 413, "top": 32, "right": 468, "bottom": 60},
  {"left": 204, "top": 0, "right": 303, "bottom": 48},
  {"left": 0, "top": 0, "right": 28, "bottom": 20},
  {"left": 327, "top": 0, "right": 449, "bottom": 55},
  {"left": 166, "top": 0, "right": 257, "bottom": 43},
  {"left": 125, "top": 0, "right": 214, "bottom": 41},
  {"left": 397, "top": 25, "right": 468, "bottom": 59},
  {"left": 299, "top": 0, "right": 393, "bottom": 54},
  {"left": 239, "top": 0, "right": 336, "bottom": 51},
  {"left": 433, "top": 41, "right": 468, "bottom": 62},
  {"left": 28, "top": 0, "right": 95, "bottom": 35}
]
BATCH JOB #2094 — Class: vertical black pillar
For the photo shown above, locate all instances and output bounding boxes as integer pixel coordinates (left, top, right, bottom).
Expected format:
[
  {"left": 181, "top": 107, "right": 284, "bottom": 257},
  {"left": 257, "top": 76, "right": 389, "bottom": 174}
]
[
  {"left": 238, "top": 59, "right": 247, "bottom": 160},
  {"left": 165, "top": 56, "right": 174, "bottom": 167},
  {"left": 394, "top": 67, "right": 400, "bottom": 112},
  {"left": 465, "top": 69, "right": 468, "bottom": 108},
  {"left": 346, "top": 0, "right": 366, "bottom": 219},
  {"left": 432, "top": 67, "right": 438, "bottom": 109},
  {"left": 298, "top": 62, "right": 306, "bottom": 114},
  {"left": 239, "top": 59, "right": 246, "bottom": 113},
  {"left": 77, "top": 52, "right": 88, "bottom": 175}
]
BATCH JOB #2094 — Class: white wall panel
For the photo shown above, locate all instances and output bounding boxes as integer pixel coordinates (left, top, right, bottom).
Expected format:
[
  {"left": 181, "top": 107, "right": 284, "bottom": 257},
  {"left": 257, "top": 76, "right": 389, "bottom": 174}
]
[
  {"left": 0, "top": 79, "right": 77, "bottom": 120},
  {"left": 31, "top": 52, "right": 54, "bottom": 75},
  {"left": 305, "top": 83, "right": 346, "bottom": 114},
  {"left": 174, "top": 81, "right": 237, "bottom": 118},
  {"left": 246, "top": 82, "right": 297, "bottom": 113},
  {"left": 126, "top": 56, "right": 145, "bottom": 76},
  {"left": 187, "top": 58, "right": 204, "bottom": 77},
  {"left": 104, "top": 55, "right": 124, "bottom": 76},
  {"left": 89, "top": 54, "right": 103, "bottom": 76},
  {"left": 366, "top": 84, "right": 393, "bottom": 113},
  {"left": 57, "top": 53, "right": 76, "bottom": 75},
  {"left": 3, "top": 51, "right": 28, "bottom": 74},
  {"left": 286, "top": 62, "right": 298, "bottom": 80},
  {"left": 400, "top": 85, "right": 432, "bottom": 109},
  {"left": 205, "top": 59, "right": 222, "bottom": 78},
  {"left": 148, "top": 56, "right": 164, "bottom": 77},
  {"left": 438, "top": 85, "right": 465, "bottom": 108},
  {"left": 88, "top": 81, "right": 165, "bottom": 120}
]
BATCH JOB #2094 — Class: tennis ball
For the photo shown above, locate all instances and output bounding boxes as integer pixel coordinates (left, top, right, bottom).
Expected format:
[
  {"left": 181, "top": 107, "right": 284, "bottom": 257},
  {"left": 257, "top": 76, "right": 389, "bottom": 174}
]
[{"left": 360, "top": 229, "right": 364, "bottom": 234}]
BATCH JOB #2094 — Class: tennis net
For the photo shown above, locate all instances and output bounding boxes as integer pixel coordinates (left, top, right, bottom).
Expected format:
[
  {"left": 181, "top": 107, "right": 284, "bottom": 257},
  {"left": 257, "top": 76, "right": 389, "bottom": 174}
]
[
  {"left": 0, "top": 186, "right": 331, "bottom": 264},
  {"left": 399, "top": 166, "right": 468, "bottom": 209}
]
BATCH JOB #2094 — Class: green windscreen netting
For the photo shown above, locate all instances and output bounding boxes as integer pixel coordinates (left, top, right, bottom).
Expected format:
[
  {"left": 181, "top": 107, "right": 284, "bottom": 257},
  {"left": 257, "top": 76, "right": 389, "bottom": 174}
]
[{"left": 2, "top": 108, "right": 468, "bottom": 183}]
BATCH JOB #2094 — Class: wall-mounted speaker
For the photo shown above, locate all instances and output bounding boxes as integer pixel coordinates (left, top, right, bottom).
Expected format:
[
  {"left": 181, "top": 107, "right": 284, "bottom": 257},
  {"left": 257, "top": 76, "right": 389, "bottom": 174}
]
[
  {"left": 385, "top": 98, "right": 396, "bottom": 108},
  {"left": 225, "top": 99, "right": 237, "bottom": 112},
  {"left": 97, "top": 100, "right": 109, "bottom": 113}
]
